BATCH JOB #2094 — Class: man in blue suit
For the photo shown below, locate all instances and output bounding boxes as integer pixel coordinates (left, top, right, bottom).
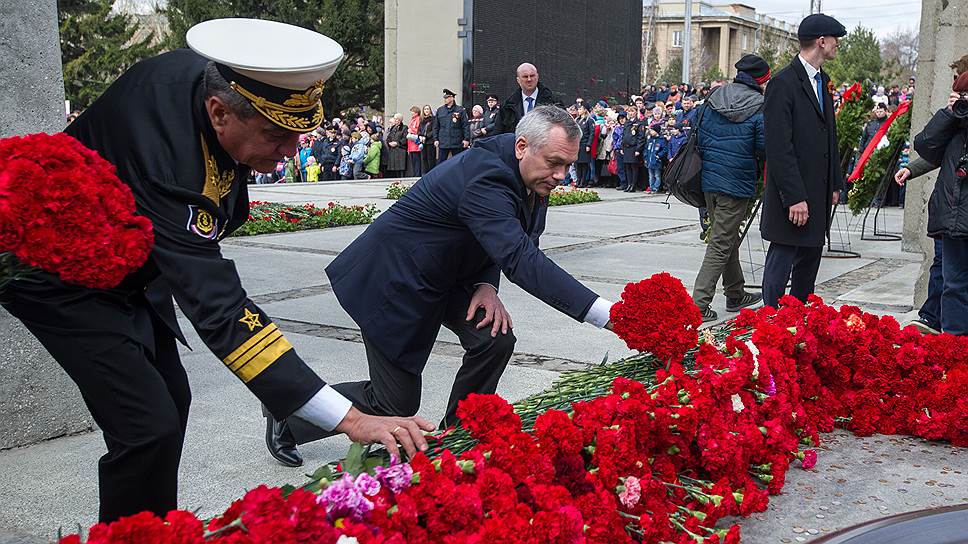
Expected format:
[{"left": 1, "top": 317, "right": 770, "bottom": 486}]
[{"left": 266, "top": 106, "right": 617, "bottom": 462}]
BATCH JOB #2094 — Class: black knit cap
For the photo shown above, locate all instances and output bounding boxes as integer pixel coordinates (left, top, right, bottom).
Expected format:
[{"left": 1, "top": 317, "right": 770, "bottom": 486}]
[
  {"left": 735, "top": 54, "right": 770, "bottom": 80},
  {"left": 797, "top": 13, "right": 847, "bottom": 40}
]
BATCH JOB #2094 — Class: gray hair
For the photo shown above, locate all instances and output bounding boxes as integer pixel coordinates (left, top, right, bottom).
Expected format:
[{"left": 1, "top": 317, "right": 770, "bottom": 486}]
[
  {"left": 201, "top": 62, "right": 259, "bottom": 120},
  {"left": 515, "top": 105, "right": 581, "bottom": 149}
]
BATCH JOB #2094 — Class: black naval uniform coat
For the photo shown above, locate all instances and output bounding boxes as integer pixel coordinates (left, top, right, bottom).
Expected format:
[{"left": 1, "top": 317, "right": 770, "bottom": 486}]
[{"left": 1, "top": 49, "right": 325, "bottom": 522}]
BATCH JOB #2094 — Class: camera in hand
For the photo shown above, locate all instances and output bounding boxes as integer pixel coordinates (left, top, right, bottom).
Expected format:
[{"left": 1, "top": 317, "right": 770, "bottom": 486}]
[{"left": 953, "top": 92, "right": 968, "bottom": 118}]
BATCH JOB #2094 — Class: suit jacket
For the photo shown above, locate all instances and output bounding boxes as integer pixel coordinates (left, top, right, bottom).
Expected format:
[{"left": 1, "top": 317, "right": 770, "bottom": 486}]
[
  {"left": 495, "top": 84, "right": 559, "bottom": 134},
  {"left": 326, "top": 134, "right": 599, "bottom": 373},
  {"left": 760, "top": 58, "right": 844, "bottom": 247}
]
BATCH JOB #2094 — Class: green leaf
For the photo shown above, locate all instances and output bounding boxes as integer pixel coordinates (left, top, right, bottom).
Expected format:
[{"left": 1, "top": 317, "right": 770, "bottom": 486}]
[{"left": 342, "top": 442, "right": 366, "bottom": 476}]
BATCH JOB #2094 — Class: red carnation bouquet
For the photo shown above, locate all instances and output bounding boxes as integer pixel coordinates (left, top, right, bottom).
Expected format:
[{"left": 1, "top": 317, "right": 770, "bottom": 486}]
[
  {"left": 0, "top": 133, "right": 153, "bottom": 290},
  {"left": 609, "top": 272, "right": 702, "bottom": 364}
]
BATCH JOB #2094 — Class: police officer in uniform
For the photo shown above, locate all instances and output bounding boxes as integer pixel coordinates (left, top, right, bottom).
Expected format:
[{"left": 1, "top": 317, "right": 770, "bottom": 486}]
[{"left": 0, "top": 19, "right": 433, "bottom": 523}]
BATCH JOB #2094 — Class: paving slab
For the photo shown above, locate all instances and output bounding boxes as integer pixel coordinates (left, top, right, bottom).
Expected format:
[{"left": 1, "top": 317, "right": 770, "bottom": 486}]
[
  {"left": 837, "top": 262, "right": 921, "bottom": 307},
  {"left": 219, "top": 245, "right": 332, "bottom": 296},
  {"left": 238, "top": 224, "right": 370, "bottom": 254},
  {"left": 544, "top": 213, "right": 692, "bottom": 239}
]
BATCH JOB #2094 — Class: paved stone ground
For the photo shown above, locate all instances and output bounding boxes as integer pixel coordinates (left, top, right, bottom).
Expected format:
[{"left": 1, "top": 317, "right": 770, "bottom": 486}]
[{"left": 1, "top": 179, "right": 965, "bottom": 542}]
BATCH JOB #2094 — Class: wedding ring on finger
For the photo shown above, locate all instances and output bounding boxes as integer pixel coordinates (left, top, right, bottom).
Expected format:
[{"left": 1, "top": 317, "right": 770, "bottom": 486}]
[{"left": 391, "top": 426, "right": 402, "bottom": 434}]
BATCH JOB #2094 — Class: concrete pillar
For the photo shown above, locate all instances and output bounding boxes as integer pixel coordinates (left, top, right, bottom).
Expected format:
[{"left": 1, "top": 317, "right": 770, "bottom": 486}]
[
  {"left": 0, "top": 0, "right": 66, "bottom": 136},
  {"left": 384, "top": 0, "right": 464, "bottom": 117},
  {"left": 0, "top": 0, "right": 95, "bottom": 449},
  {"left": 718, "top": 25, "right": 731, "bottom": 78},
  {"left": 901, "top": 0, "right": 968, "bottom": 308}
]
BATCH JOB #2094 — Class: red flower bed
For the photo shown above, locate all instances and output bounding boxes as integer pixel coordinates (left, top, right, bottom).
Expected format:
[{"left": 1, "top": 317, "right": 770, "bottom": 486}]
[
  {"left": 61, "top": 294, "right": 968, "bottom": 543},
  {"left": 0, "top": 133, "right": 153, "bottom": 289}
]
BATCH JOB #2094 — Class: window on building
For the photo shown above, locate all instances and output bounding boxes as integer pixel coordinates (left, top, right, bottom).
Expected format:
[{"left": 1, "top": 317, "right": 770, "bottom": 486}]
[
  {"left": 673, "top": 30, "right": 682, "bottom": 48},
  {"left": 741, "top": 32, "right": 748, "bottom": 50}
]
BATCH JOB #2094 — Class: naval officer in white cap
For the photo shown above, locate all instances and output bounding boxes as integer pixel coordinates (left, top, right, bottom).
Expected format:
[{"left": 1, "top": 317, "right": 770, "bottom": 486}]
[{"left": 3, "top": 18, "right": 433, "bottom": 523}]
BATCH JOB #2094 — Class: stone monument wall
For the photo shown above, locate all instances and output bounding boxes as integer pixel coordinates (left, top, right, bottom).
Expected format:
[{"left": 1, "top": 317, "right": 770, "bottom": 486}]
[
  {"left": 901, "top": 0, "right": 968, "bottom": 307},
  {"left": 0, "top": 0, "right": 94, "bottom": 449}
]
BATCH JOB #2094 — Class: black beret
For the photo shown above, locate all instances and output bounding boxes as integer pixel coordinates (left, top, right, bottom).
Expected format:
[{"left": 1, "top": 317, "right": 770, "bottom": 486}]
[
  {"left": 442, "top": 88, "right": 456, "bottom": 97},
  {"left": 798, "top": 13, "right": 847, "bottom": 40},
  {"left": 486, "top": 93, "right": 499, "bottom": 100},
  {"left": 617, "top": 110, "right": 628, "bottom": 118},
  {"left": 735, "top": 53, "right": 771, "bottom": 79}
]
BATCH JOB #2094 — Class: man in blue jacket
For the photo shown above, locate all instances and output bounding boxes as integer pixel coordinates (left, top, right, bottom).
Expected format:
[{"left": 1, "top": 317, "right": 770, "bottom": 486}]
[
  {"left": 268, "top": 106, "right": 618, "bottom": 458},
  {"left": 691, "top": 54, "right": 769, "bottom": 322}
]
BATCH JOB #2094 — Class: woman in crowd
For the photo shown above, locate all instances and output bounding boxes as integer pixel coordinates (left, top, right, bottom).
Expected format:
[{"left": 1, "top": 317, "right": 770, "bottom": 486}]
[
  {"left": 598, "top": 112, "right": 617, "bottom": 188},
  {"left": 575, "top": 103, "right": 596, "bottom": 188},
  {"left": 383, "top": 113, "right": 408, "bottom": 179},
  {"left": 468, "top": 105, "right": 486, "bottom": 145},
  {"left": 406, "top": 106, "right": 423, "bottom": 177},
  {"left": 419, "top": 104, "right": 436, "bottom": 173}
]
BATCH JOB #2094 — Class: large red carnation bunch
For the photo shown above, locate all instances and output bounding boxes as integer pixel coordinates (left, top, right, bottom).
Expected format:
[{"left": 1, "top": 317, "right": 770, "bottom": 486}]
[
  {"left": 60, "top": 295, "right": 968, "bottom": 543},
  {"left": 0, "top": 133, "right": 153, "bottom": 289},
  {"left": 610, "top": 272, "right": 702, "bottom": 363}
]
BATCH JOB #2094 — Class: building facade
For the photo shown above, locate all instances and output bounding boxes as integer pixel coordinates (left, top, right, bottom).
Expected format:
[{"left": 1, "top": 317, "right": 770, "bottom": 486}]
[{"left": 643, "top": 2, "right": 799, "bottom": 84}]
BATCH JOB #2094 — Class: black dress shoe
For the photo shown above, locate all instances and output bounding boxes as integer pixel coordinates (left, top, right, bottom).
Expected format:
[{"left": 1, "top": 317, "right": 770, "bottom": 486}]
[{"left": 266, "top": 415, "right": 303, "bottom": 467}]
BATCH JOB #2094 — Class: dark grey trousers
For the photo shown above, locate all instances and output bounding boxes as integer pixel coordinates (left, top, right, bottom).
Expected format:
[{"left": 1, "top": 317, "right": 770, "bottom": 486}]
[
  {"left": 692, "top": 192, "right": 750, "bottom": 309},
  {"left": 283, "top": 289, "right": 516, "bottom": 444}
]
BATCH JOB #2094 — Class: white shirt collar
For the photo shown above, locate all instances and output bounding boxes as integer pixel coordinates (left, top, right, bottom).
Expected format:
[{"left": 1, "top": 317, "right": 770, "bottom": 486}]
[
  {"left": 798, "top": 54, "right": 820, "bottom": 81},
  {"left": 521, "top": 88, "right": 538, "bottom": 103}
]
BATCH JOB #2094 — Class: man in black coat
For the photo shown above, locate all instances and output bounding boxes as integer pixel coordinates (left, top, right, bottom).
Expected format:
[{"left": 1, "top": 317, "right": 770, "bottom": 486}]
[
  {"left": 760, "top": 13, "right": 846, "bottom": 307},
  {"left": 482, "top": 93, "right": 500, "bottom": 136},
  {"left": 433, "top": 88, "right": 470, "bottom": 163},
  {"left": 495, "top": 62, "right": 559, "bottom": 134},
  {"left": 311, "top": 125, "right": 340, "bottom": 181},
  {"left": 268, "top": 106, "right": 620, "bottom": 455},
  {"left": 1, "top": 20, "right": 433, "bottom": 523}
]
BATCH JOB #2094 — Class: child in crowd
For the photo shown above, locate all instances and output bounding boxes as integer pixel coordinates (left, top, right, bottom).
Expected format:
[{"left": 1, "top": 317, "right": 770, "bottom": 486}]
[
  {"left": 350, "top": 132, "right": 369, "bottom": 179},
  {"left": 282, "top": 156, "right": 296, "bottom": 183},
  {"left": 305, "top": 156, "right": 321, "bottom": 182},
  {"left": 644, "top": 128, "right": 667, "bottom": 194}
]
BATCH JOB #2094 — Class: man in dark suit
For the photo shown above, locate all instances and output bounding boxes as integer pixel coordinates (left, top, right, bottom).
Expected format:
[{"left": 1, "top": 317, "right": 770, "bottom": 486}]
[
  {"left": 267, "top": 106, "right": 618, "bottom": 458},
  {"left": 495, "top": 62, "right": 559, "bottom": 134},
  {"left": 760, "top": 13, "right": 847, "bottom": 308}
]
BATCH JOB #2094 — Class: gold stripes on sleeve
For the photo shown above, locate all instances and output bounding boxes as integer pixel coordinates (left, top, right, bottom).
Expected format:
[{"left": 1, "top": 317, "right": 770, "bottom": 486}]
[{"left": 222, "top": 323, "right": 293, "bottom": 383}]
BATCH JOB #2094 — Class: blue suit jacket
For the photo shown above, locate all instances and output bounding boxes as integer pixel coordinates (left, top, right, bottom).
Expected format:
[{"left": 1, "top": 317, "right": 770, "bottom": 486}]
[{"left": 326, "top": 134, "right": 599, "bottom": 373}]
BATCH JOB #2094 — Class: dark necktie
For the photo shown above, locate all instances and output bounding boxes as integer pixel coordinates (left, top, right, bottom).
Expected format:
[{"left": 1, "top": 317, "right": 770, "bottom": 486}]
[
  {"left": 525, "top": 96, "right": 534, "bottom": 114},
  {"left": 814, "top": 73, "right": 824, "bottom": 113}
]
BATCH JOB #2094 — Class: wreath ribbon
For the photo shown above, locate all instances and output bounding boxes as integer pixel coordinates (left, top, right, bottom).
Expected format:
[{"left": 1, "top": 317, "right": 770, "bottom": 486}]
[{"left": 848, "top": 100, "right": 911, "bottom": 182}]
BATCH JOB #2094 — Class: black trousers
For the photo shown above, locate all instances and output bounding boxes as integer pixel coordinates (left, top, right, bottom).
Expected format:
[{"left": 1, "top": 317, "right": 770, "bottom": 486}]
[
  {"left": 437, "top": 146, "right": 464, "bottom": 164},
  {"left": 285, "top": 289, "right": 516, "bottom": 444},
  {"left": 3, "top": 291, "right": 189, "bottom": 523},
  {"left": 320, "top": 162, "right": 337, "bottom": 181},
  {"left": 624, "top": 162, "right": 640, "bottom": 191},
  {"left": 576, "top": 163, "right": 591, "bottom": 187},
  {"left": 762, "top": 242, "right": 823, "bottom": 308}
]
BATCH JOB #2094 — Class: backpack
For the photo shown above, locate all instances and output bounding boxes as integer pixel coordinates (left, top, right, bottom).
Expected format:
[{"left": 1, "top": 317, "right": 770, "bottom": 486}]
[{"left": 664, "top": 92, "right": 716, "bottom": 208}]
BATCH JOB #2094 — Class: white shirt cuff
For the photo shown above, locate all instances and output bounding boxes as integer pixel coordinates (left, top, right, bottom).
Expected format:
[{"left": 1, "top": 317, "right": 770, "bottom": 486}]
[
  {"left": 584, "top": 297, "right": 613, "bottom": 328},
  {"left": 292, "top": 384, "right": 353, "bottom": 432},
  {"left": 474, "top": 282, "right": 498, "bottom": 293}
]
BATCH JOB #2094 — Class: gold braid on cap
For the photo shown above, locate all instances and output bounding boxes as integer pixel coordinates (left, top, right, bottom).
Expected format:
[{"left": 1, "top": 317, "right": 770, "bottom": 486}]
[{"left": 230, "top": 79, "right": 325, "bottom": 132}]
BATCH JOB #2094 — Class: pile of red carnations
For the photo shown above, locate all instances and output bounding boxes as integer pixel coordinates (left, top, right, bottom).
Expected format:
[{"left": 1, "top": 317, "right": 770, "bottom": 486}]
[
  {"left": 60, "top": 288, "right": 968, "bottom": 543},
  {"left": 0, "top": 132, "right": 153, "bottom": 290}
]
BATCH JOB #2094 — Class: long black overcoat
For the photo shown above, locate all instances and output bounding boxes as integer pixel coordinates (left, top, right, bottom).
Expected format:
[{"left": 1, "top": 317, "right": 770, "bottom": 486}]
[{"left": 760, "top": 58, "right": 844, "bottom": 247}]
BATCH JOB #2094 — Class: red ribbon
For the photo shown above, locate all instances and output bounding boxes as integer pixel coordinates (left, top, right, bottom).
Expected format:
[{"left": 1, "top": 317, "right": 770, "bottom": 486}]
[
  {"left": 848, "top": 100, "right": 911, "bottom": 183},
  {"left": 842, "top": 82, "right": 863, "bottom": 102}
]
